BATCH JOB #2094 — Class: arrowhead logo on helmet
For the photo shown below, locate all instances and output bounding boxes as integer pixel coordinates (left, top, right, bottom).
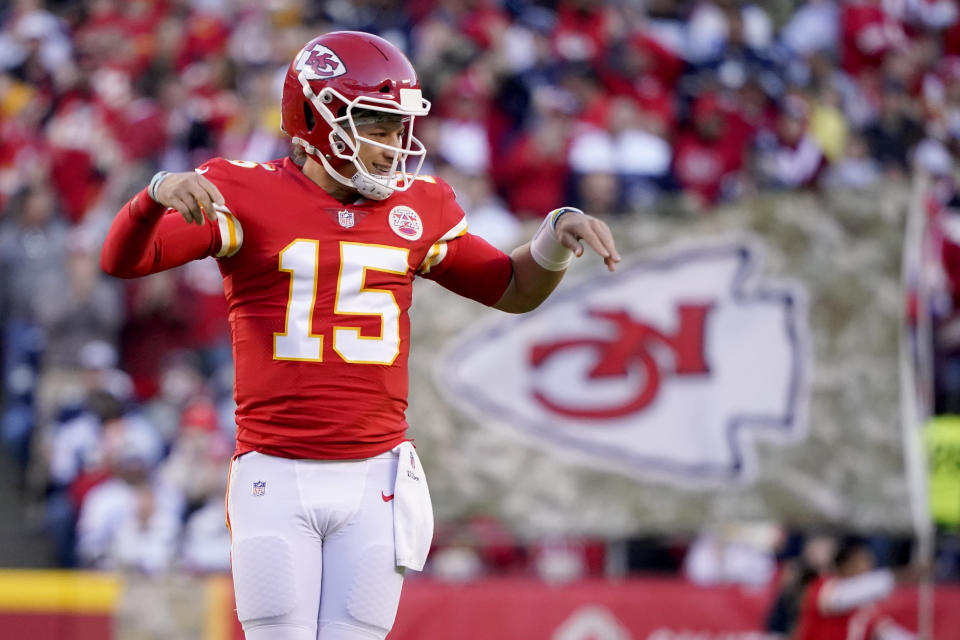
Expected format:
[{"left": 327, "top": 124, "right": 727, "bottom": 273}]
[{"left": 297, "top": 45, "right": 347, "bottom": 80}]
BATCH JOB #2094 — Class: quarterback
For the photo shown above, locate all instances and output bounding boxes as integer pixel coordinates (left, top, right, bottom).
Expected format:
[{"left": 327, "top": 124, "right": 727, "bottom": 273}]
[{"left": 101, "top": 31, "right": 619, "bottom": 640}]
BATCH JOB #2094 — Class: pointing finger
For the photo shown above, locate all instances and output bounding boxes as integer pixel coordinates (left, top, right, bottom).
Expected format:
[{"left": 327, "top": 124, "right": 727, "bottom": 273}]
[
  {"left": 590, "top": 219, "right": 621, "bottom": 264},
  {"left": 576, "top": 225, "right": 611, "bottom": 260}
]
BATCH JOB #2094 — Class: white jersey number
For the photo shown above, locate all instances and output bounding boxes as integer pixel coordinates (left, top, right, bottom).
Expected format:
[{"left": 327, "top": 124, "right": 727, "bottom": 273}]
[{"left": 274, "top": 240, "right": 409, "bottom": 365}]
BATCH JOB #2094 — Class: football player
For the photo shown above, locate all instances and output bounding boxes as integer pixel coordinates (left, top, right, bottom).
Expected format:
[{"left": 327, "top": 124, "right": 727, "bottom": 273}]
[{"left": 101, "top": 31, "right": 619, "bottom": 640}]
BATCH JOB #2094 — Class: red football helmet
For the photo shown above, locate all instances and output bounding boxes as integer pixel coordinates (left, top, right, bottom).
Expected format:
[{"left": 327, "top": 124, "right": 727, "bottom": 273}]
[{"left": 281, "top": 31, "right": 431, "bottom": 200}]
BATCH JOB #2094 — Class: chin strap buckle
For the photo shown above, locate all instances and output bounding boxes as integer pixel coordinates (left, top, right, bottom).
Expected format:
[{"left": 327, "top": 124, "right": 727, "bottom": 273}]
[{"left": 351, "top": 172, "right": 394, "bottom": 201}]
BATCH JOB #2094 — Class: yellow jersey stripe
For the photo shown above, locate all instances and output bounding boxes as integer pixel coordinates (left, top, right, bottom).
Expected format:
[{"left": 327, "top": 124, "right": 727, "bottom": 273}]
[
  {"left": 417, "top": 243, "right": 441, "bottom": 274},
  {"left": 215, "top": 207, "right": 243, "bottom": 258}
]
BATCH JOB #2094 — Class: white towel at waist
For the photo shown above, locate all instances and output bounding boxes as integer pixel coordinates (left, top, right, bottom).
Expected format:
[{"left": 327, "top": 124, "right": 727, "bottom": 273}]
[{"left": 391, "top": 441, "right": 434, "bottom": 571}]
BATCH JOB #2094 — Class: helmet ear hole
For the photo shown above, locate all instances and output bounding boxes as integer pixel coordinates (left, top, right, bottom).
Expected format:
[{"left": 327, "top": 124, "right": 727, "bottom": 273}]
[
  {"left": 303, "top": 102, "right": 316, "bottom": 132},
  {"left": 379, "top": 84, "right": 391, "bottom": 93}
]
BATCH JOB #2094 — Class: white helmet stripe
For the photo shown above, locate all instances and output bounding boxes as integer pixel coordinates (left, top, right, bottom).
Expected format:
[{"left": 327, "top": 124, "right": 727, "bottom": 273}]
[{"left": 399, "top": 88, "right": 423, "bottom": 111}]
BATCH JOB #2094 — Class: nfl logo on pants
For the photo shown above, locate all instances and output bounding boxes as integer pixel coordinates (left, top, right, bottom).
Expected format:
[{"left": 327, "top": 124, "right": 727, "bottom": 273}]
[{"left": 252, "top": 480, "right": 266, "bottom": 496}]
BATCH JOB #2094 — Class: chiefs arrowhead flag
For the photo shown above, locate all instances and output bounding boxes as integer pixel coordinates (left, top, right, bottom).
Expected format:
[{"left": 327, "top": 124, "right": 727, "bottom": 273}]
[
  {"left": 408, "top": 193, "right": 914, "bottom": 535},
  {"left": 440, "top": 242, "right": 808, "bottom": 484}
]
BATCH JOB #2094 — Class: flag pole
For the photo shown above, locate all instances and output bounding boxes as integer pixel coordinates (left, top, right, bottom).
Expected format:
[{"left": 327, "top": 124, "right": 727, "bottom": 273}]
[{"left": 899, "top": 169, "right": 936, "bottom": 639}]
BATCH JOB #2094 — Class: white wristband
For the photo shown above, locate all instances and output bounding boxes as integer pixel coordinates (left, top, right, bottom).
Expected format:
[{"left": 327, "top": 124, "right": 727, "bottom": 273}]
[
  {"left": 148, "top": 170, "right": 170, "bottom": 203},
  {"left": 530, "top": 207, "right": 584, "bottom": 271}
]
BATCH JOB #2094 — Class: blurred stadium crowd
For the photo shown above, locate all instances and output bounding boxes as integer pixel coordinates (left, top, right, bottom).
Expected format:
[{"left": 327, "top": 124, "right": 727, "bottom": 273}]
[{"left": 1, "top": 0, "right": 960, "bottom": 612}]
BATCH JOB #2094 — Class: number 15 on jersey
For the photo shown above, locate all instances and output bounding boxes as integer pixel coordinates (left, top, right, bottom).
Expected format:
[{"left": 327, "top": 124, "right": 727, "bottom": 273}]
[{"left": 274, "top": 240, "right": 409, "bottom": 365}]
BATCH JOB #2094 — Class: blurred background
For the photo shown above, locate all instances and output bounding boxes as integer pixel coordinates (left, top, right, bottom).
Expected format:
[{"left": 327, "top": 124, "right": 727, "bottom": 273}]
[{"left": 2, "top": 0, "right": 960, "bottom": 638}]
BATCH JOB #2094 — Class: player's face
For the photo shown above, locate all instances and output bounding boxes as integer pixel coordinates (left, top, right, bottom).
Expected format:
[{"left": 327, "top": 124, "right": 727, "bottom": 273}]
[{"left": 352, "top": 121, "right": 405, "bottom": 178}]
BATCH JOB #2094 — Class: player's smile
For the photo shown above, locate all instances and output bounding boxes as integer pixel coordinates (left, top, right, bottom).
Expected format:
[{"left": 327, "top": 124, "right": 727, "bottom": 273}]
[
  {"left": 351, "top": 121, "right": 404, "bottom": 179},
  {"left": 371, "top": 161, "right": 393, "bottom": 176}
]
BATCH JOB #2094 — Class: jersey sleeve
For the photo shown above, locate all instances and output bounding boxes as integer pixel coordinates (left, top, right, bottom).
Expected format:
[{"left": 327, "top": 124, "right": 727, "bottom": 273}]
[
  {"left": 415, "top": 178, "right": 469, "bottom": 276},
  {"left": 416, "top": 178, "right": 513, "bottom": 306},
  {"left": 100, "top": 167, "right": 243, "bottom": 278},
  {"left": 421, "top": 231, "right": 514, "bottom": 306}
]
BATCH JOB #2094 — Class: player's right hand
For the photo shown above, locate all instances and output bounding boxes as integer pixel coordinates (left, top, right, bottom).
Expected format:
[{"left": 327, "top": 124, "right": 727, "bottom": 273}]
[{"left": 154, "top": 171, "right": 225, "bottom": 225}]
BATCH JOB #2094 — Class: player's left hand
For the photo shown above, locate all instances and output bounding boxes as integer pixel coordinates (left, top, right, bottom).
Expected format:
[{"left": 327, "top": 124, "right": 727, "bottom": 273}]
[
  {"left": 555, "top": 212, "right": 621, "bottom": 272},
  {"left": 154, "top": 171, "right": 225, "bottom": 226}
]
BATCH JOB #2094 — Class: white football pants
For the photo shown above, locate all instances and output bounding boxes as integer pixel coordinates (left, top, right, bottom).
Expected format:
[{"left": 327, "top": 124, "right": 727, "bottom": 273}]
[{"left": 227, "top": 450, "right": 404, "bottom": 640}]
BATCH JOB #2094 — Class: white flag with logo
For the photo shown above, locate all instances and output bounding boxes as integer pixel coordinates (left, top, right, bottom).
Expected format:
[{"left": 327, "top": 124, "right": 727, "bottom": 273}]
[{"left": 437, "top": 241, "right": 810, "bottom": 484}]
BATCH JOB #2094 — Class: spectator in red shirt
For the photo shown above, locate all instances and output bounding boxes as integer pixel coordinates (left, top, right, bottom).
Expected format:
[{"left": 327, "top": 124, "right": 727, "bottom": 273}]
[
  {"left": 119, "top": 272, "right": 192, "bottom": 401},
  {"left": 434, "top": 70, "right": 495, "bottom": 176},
  {"left": 945, "top": 12, "right": 960, "bottom": 56},
  {"left": 494, "top": 87, "right": 575, "bottom": 218},
  {"left": 552, "top": 0, "right": 614, "bottom": 64},
  {"left": 672, "top": 92, "right": 747, "bottom": 208},
  {"left": 841, "top": 0, "right": 909, "bottom": 77},
  {"left": 601, "top": 33, "right": 678, "bottom": 134}
]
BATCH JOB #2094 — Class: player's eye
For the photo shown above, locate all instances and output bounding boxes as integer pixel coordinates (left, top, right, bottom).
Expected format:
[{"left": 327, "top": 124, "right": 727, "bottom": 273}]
[{"left": 374, "top": 128, "right": 402, "bottom": 140}]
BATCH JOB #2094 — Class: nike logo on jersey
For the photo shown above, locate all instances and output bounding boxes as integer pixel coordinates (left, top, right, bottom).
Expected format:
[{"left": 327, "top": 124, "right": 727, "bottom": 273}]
[
  {"left": 381, "top": 492, "right": 395, "bottom": 502},
  {"left": 195, "top": 167, "right": 210, "bottom": 174}
]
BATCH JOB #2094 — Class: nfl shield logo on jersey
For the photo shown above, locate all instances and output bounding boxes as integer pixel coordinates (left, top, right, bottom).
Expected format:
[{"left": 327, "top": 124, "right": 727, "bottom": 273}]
[
  {"left": 338, "top": 209, "right": 355, "bottom": 228},
  {"left": 252, "top": 480, "right": 266, "bottom": 496}
]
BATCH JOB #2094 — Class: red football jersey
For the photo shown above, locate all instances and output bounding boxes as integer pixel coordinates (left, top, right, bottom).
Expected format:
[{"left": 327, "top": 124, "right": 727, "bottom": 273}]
[{"left": 101, "top": 157, "right": 513, "bottom": 459}]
